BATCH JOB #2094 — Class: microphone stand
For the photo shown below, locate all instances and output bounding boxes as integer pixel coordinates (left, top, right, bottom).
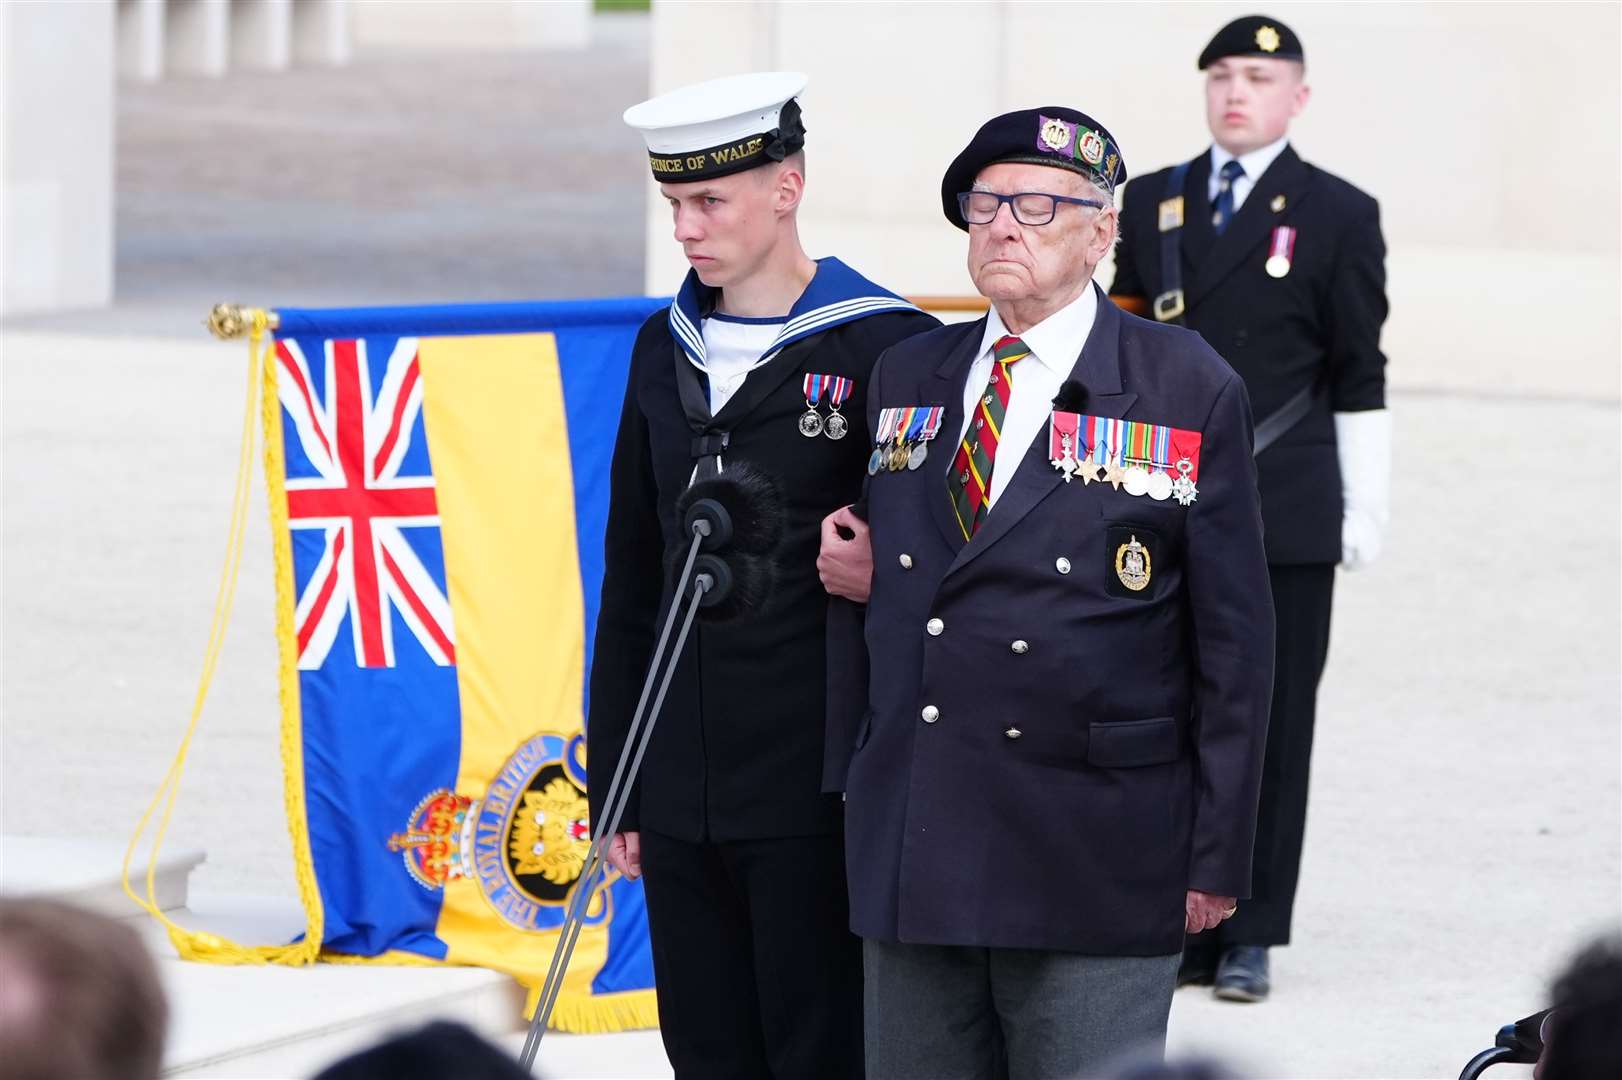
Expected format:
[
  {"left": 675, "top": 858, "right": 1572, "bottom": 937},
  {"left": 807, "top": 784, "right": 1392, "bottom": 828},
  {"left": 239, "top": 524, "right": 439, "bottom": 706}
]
[{"left": 517, "top": 512, "right": 725, "bottom": 1071}]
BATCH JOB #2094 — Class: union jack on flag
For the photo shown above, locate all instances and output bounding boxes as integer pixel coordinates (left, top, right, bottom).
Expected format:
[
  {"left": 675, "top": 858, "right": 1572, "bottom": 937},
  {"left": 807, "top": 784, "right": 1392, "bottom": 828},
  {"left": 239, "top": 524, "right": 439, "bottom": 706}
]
[{"left": 275, "top": 337, "right": 456, "bottom": 670}]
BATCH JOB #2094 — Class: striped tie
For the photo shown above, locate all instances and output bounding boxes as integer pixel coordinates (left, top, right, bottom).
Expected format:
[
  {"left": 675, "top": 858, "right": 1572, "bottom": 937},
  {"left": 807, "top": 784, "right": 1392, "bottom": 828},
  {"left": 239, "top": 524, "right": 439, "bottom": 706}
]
[{"left": 949, "top": 335, "right": 1026, "bottom": 538}]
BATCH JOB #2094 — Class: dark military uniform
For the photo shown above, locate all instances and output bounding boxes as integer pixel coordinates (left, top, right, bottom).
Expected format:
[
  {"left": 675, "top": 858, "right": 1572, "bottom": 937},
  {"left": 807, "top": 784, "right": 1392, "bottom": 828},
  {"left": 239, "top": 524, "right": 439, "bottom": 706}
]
[
  {"left": 1112, "top": 132, "right": 1389, "bottom": 954},
  {"left": 589, "top": 258, "right": 936, "bottom": 1079}
]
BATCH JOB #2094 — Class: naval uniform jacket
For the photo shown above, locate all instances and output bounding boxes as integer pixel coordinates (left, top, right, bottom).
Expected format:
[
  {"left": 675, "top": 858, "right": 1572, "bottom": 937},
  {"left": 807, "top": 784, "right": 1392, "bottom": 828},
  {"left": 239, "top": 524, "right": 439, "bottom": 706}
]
[
  {"left": 587, "top": 259, "right": 938, "bottom": 843},
  {"left": 1111, "top": 145, "right": 1388, "bottom": 565},
  {"left": 842, "top": 287, "right": 1273, "bottom": 956}
]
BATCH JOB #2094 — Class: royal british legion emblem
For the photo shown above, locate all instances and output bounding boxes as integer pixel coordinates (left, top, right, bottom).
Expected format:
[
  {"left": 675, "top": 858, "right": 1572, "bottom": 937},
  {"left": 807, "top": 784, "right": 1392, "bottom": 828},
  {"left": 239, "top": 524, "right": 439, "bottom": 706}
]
[{"left": 389, "top": 732, "right": 608, "bottom": 933}]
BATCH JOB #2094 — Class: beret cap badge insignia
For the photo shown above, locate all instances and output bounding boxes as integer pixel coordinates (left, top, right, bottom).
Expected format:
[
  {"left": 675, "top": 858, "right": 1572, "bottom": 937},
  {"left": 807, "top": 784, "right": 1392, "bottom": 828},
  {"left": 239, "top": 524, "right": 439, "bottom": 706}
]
[
  {"left": 1077, "top": 130, "right": 1106, "bottom": 166},
  {"left": 1256, "top": 25, "right": 1282, "bottom": 52},
  {"left": 1039, "top": 117, "right": 1072, "bottom": 152}
]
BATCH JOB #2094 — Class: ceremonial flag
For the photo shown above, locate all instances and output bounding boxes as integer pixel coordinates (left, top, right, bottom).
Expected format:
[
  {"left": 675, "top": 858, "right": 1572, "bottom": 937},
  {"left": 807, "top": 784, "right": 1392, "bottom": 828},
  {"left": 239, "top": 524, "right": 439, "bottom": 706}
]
[{"left": 133, "top": 298, "right": 666, "bottom": 1032}]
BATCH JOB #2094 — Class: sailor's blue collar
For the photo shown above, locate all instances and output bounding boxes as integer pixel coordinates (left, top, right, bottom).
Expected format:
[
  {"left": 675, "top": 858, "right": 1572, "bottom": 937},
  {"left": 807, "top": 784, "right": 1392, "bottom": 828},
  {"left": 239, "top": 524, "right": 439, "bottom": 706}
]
[{"left": 668, "top": 256, "right": 921, "bottom": 367}]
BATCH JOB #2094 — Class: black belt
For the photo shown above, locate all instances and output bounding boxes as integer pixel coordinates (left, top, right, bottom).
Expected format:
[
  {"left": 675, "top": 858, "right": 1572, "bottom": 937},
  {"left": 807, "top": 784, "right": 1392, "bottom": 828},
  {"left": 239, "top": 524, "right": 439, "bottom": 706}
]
[{"left": 1252, "top": 381, "right": 1325, "bottom": 457}]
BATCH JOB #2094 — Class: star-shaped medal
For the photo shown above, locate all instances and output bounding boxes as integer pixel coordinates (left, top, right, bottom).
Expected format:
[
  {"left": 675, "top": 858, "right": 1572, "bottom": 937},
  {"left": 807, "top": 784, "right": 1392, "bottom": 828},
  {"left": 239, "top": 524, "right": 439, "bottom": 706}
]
[
  {"left": 1102, "top": 459, "right": 1127, "bottom": 490},
  {"left": 1074, "top": 457, "right": 1100, "bottom": 485}
]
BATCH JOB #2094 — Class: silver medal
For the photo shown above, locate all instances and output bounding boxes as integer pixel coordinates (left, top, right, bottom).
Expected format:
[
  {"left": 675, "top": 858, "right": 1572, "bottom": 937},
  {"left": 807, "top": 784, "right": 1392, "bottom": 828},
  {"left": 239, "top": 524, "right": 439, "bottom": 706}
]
[
  {"left": 825, "top": 411, "right": 849, "bottom": 440},
  {"left": 798, "top": 409, "right": 824, "bottom": 438},
  {"left": 907, "top": 441, "right": 929, "bottom": 471},
  {"left": 867, "top": 447, "right": 884, "bottom": 476},
  {"left": 1123, "top": 464, "right": 1151, "bottom": 497},
  {"left": 1147, "top": 470, "right": 1173, "bottom": 501}
]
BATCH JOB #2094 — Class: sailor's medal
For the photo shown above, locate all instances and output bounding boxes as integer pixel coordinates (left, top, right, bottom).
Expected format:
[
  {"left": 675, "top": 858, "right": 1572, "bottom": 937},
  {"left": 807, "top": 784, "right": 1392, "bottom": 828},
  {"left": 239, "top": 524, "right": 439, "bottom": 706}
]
[
  {"left": 799, "top": 374, "right": 829, "bottom": 438},
  {"left": 1265, "top": 225, "right": 1296, "bottom": 279},
  {"left": 823, "top": 376, "right": 852, "bottom": 441}
]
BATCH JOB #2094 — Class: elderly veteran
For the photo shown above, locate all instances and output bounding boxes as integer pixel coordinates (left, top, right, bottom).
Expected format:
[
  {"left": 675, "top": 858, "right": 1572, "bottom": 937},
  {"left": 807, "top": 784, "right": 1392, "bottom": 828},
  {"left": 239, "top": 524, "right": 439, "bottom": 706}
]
[{"left": 828, "top": 107, "right": 1275, "bottom": 1078}]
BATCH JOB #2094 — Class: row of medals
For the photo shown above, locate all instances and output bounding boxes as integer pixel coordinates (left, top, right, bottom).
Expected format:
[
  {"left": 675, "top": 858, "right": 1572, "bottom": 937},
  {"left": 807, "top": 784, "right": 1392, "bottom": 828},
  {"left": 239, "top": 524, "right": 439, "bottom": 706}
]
[
  {"left": 799, "top": 402, "right": 849, "bottom": 440},
  {"left": 1054, "top": 434, "right": 1200, "bottom": 505}
]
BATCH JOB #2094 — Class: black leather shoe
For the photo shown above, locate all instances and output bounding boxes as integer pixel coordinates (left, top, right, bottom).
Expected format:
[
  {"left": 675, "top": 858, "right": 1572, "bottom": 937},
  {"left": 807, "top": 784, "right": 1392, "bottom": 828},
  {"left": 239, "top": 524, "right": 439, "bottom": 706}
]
[
  {"left": 1177, "top": 946, "right": 1220, "bottom": 988},
  {"left": 1214, "top": 945, "right": 1270, "bottom": 1002}
]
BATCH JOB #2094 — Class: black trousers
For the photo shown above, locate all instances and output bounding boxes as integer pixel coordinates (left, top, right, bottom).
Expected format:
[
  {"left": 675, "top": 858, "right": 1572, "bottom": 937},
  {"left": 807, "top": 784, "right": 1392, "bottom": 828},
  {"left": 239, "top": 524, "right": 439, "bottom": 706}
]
[
  {"left": 1190, "top": 562, "right": 1336, "bottom": 953},
  {"left": 639, "top": 828, "right": 863, "bottom": 1080}
]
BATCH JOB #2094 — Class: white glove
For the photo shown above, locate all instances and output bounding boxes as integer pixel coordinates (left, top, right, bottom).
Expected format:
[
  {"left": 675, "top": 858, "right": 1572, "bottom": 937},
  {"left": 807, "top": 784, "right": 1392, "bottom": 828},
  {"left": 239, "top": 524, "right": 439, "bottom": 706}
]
[{"left": 1334, "top": 409, "right": 1391, "bottom": 571}]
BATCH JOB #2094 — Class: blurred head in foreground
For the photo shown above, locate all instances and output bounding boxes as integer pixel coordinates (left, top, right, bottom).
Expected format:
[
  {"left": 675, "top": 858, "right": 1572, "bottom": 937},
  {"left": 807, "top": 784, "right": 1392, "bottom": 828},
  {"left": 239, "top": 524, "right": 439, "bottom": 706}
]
[{"left": 0, "top": 898, "right": 168, "bottom": 1080}]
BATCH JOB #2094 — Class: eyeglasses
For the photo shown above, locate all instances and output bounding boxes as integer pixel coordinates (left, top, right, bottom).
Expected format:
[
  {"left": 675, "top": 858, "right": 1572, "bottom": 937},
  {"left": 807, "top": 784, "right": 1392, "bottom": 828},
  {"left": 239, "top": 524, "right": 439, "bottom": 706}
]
[{"left": 957, "top": 190, "right": 1107, "bottom": 226}]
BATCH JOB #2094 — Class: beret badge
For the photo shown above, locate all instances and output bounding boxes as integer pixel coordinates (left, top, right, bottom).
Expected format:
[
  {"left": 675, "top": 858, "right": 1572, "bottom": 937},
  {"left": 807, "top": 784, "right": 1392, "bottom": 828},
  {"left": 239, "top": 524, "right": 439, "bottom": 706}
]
[
  {"left": 1077, "top": 130, "right": 1105, "bottom": 166},
  {"left": 1038, "top": 116, "right": 1074, "bottom": 153},
  {"left": 1255, "top": 24, "right": 1282, "bottom": 52}
]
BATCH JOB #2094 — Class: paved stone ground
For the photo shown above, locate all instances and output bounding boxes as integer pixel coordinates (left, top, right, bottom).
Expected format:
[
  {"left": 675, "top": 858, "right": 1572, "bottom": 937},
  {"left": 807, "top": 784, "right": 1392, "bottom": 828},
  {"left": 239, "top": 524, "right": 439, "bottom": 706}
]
[{"left": 3, "top": 14, "right": 1618, "bottom": 1078}]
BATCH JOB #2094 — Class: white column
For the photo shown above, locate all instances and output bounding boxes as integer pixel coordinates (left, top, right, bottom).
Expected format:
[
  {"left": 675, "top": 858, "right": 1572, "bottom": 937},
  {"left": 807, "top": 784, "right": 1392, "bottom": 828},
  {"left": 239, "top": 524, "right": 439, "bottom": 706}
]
[
  {"left": 117, "top": 0, "right": 165, "bottom": 82},
  {"left": 0, "top": 2, "right": 115, "bottom": 315},
  {"left": 230, "top": 0, "right": 292, "bottom": 72},
  {"left": 291, "top": 0, "right": 350, "bottom": 67},
  {"left": 164, "top": 0, "right": 230, "bottom": 78}
]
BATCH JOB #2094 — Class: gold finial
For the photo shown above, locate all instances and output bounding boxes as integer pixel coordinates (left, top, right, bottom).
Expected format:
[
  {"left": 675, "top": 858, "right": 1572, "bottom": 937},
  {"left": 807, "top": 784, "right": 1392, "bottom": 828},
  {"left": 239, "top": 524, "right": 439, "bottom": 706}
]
[{"left": 206, "top": 303, "right": 279, "bottom": 340}]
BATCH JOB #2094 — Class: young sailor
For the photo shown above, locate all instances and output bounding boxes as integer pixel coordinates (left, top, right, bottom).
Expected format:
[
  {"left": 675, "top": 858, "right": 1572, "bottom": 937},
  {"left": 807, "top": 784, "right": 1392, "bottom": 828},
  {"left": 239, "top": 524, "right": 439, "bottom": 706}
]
[{"left": 588, "top": 72, "right": 938, "bottom": 1079}]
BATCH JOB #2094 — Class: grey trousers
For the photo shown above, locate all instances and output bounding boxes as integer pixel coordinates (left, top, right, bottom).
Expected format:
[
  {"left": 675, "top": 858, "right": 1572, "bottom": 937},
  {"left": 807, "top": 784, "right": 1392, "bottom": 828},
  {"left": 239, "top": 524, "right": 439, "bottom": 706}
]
[{"left": 863, "top": 938, "right": 1180, "bottom": 1080}]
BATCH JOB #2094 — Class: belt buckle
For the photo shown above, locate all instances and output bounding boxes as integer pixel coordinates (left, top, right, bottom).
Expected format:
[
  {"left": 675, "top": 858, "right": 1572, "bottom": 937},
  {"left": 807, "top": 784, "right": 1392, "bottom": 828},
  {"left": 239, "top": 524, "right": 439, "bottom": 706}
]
[{"left": 1152, "top": 290, "right": 1185, "bottom": 322}]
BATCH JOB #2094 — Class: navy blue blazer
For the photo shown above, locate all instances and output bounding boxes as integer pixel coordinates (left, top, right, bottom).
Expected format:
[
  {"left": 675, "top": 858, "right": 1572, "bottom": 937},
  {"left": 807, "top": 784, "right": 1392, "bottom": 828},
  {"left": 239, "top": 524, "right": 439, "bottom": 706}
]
[{"left": 842, "top": 286, "right": 1275, "bottom": 955}]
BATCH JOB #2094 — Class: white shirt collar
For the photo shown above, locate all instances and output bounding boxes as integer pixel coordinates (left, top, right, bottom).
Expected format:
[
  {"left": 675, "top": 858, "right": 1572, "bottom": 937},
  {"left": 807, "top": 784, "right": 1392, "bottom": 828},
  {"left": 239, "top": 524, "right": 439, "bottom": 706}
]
[
  {"left": 979, "top": 285, "right": 1099, "bottom": 376},
  {"left": 1210, "top": 135, "right": 1290, "bottom": 185}
]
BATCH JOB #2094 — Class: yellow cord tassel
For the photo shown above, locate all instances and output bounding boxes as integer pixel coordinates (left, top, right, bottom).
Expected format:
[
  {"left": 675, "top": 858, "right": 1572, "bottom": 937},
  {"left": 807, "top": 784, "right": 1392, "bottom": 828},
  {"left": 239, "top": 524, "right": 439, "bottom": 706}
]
[{"left": 121, "top": 311, "right": 325, "bottom": 965}]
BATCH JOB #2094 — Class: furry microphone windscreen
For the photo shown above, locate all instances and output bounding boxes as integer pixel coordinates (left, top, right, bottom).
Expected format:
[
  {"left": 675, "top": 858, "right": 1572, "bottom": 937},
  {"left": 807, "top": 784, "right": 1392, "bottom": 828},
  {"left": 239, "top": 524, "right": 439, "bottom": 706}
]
[
  {"left": 675, "top": 461, "right": 785, "bottom": 556},
  {"left": 693, "top": 551, "right": 777, "bottom": 624},
  {"left": 1051, "top": 379, "right": 1089, "bottom": 413}
]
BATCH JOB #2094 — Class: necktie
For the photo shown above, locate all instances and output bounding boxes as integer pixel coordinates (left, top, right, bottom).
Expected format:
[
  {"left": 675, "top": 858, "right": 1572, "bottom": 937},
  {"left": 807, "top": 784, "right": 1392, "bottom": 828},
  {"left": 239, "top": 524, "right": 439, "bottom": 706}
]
[
  {"left": 949, "top": 335, "right": 1025, "bottom": 538},
  {"left": 1211, "top": 159, "right": 1244, "bottom": 236}
]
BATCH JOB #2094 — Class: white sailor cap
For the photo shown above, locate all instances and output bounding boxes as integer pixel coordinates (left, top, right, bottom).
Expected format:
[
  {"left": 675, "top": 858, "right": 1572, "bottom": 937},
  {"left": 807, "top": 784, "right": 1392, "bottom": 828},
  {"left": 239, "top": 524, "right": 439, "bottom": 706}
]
[{"left": 623, "top": 71, "right": 809, "bottom": 183}]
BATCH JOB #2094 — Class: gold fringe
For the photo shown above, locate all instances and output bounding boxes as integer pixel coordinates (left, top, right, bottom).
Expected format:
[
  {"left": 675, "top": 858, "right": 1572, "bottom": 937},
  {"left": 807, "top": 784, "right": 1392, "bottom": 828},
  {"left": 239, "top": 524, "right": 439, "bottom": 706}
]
[
  {"left": 120, "top": 312, "right": 325, "bottom": 966},
  {"left": 531, "top": 988, "right": 661, "bottom": 1035}
]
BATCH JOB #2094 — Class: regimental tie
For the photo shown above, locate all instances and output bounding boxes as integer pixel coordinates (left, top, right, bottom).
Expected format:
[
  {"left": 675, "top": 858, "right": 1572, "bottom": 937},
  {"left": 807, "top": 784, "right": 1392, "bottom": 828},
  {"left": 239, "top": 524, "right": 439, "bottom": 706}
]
[
  {"left": 1211, "top": 159, "right": 1244, "bottom": 235},
  {"left": 949, "top": 335, "right": 1025, "bottom": 538}
]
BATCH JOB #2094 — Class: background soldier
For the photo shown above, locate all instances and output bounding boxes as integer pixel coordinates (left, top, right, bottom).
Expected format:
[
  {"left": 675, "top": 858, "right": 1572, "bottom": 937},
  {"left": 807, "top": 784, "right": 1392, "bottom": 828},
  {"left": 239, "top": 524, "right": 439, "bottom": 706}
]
[
  {"left": 590, "top": 72, "right": 937, "bottom": 1078},
  {"left": 1111, "top": 14, "right": 1392, "bottom": 1003}
]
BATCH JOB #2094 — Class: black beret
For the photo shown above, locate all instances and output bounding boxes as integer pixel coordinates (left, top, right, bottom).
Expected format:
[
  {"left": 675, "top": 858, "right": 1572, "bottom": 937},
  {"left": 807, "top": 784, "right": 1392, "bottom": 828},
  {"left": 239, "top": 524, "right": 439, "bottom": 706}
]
[
  {"left": 939, "top": 107, "right": 1126, "bottom": 231},
  {"left": 1198, "top": 15, "right": 1304, "bottom": 68}
]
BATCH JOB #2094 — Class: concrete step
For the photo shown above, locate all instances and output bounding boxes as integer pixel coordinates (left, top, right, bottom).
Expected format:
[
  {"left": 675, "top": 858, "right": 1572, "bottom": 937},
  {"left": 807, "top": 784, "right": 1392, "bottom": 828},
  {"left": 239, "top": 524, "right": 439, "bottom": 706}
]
[
  {"left": 152, "top": 892, "right": 528, "bottom": 1078},
  {"left": 0, "top": 834, "right": 205, "bottom": 917}
]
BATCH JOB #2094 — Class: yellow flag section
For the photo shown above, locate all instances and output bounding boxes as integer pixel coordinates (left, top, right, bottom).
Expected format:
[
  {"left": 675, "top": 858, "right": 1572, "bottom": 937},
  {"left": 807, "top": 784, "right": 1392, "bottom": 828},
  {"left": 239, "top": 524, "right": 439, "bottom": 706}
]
[{"left": 414, "top": 333, "right": 655, "bottom": 1029}]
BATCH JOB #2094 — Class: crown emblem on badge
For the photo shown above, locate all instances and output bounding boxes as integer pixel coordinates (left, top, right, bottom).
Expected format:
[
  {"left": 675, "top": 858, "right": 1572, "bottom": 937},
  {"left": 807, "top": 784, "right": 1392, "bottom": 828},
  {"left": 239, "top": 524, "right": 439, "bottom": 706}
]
[
  {"left": 1255, "top": 25, "right": 1282, "bottom": 52},
  {"left": 388, "top": 789, "right": 476, "bottom": 889}
]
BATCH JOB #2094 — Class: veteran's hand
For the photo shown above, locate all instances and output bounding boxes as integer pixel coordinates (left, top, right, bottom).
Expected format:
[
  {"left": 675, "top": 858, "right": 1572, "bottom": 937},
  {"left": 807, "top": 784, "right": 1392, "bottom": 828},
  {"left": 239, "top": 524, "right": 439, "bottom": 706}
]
[
  {"left": 606, "top": 830, "right": 641, "bottom": 881},
  {"left": 1185, "top": 889, "right": 1237, "bottom": 933},
  {"left": 818, "top": 505, "right": 873, "bottom": 603}
]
